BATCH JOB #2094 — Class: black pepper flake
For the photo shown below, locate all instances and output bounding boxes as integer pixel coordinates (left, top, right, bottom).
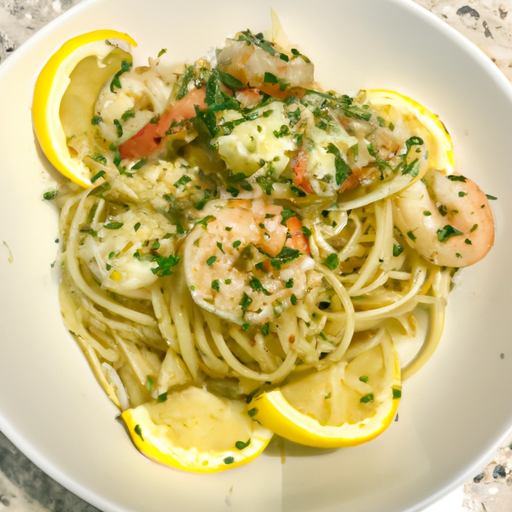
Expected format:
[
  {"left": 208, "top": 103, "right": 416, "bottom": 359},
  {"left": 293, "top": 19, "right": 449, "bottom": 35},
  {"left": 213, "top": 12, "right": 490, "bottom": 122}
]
[
  {"left": 493, "top": 464, "right": 506, "bottom": 478},
  {"left": 473, "top": 472, "right": 486, "bottom": 483},
  {"left": 394, "top": 413, "right": 399, "bottom": 422},
  {"left": 501, "top": 353, "right": 505, "bottom": 359}
]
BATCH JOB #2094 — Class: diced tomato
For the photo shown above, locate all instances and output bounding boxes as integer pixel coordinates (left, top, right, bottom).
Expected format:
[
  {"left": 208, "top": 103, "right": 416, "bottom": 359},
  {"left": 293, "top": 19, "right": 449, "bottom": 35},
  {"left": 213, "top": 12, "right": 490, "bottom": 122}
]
[
  {"left": 285, "top": 216, "right": 310, "bottom": 255},
  {"left": 118, "top": 87, "right": 207, "bottom": 160},
  {"left": 291, "top": 148, "right": 314, "bottom": 195}
]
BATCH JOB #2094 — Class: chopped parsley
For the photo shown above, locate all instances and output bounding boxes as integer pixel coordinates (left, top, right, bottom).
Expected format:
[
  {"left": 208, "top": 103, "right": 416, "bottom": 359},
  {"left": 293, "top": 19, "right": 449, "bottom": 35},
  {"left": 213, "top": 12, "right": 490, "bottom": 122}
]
[
  {"left": 249, "top": 277, "right": 270, "bottom": 296},
  {"left": 437, "top": 225, "right": 463, "bottom": 242},
  {"left": 235, "top": 439, "right": 251, "bottom": 450},
  {"left": 326, "top": 143, "right": 351, "bottom": 187},
  {"left": 239, "top": 292, "right": 253, "bottom": 316},
  {"left": 110, "top": 60, "right": 132, "bottom": 93},
  {"left": 43, "top": 190, "right": 58, "bottom": 200},
  {"left": 90, "top": 170, "right": 106, "bottom": 183},
  {"left": 134, "top": 424, "right": 144, "bottom": 441},
  {"left": 174, "top": 175, "right": 192, "bottom": 188},
  {"left": 104, "top": 221, "right": 124, "bottom": 230},
  {"left": 322, "top": 253, "right": 339, "bottom": 270},
  {"left": 131, "top": 158, "right": 147, "bottom": 171}
]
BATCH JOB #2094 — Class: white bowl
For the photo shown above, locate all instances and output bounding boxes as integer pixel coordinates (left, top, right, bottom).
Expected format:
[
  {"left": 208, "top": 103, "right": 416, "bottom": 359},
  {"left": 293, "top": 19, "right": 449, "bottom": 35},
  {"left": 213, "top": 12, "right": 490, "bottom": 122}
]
[{"left": 1, "top": 0, "right": 511, "bottom": 510}]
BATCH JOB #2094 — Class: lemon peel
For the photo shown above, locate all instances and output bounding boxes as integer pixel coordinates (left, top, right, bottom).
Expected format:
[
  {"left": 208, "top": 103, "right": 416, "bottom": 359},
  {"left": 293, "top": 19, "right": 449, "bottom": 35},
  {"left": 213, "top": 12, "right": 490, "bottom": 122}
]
[
  {"left": 120, "top": 386, "right": 273, "bottom": 473},
  {"left": 250, "top": 335, "right": 401, "bottom": 448},
  {"left": 32, "top": 30, "right": 137, "bottom": 188}
]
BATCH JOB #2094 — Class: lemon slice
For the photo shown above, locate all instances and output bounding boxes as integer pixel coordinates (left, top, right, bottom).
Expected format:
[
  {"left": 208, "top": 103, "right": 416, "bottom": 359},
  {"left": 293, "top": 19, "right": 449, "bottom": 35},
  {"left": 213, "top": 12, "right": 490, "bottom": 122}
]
[
  {"left": 366, "top": 89, "right": 454, "bottom": 174},
  {"left": 121, "top": 386, "right": 273, "bottom": 473},
  {"left": 250, "top": 334, "right": 401, "bottom": 448},
  {"left": 32, "top": 30, "right": 137, "bottom": 187}
]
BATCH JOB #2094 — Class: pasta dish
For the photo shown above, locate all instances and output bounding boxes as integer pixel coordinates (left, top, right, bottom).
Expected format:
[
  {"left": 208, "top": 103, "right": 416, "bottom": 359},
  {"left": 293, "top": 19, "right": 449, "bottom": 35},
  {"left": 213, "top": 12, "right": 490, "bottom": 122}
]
[{"left": 34, "top": 23, "right": 495, "bottom": 472}]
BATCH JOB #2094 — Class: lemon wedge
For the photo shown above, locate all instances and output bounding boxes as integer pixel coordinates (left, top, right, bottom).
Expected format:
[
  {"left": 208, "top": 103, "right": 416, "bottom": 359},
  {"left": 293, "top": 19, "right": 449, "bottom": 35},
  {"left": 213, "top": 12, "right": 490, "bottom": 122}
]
[
  {"left": 120, "top": 386, "right": 273, "bottom": 473},
  {"left": 250, "top": 334, "right": 401, "bottom": 448},
  {"left": 32, "top": 30, "right": 137, "bottom": 187},
  {"left": 366, "top": 89, "right": 454, "bottom": 174}
]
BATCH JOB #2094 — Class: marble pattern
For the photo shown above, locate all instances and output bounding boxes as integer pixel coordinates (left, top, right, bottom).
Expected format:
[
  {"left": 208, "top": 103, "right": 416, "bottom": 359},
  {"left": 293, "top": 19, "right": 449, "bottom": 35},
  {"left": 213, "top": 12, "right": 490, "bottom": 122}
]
[{"left": 1, "top": 1, "right": 511, "bottom": 511}]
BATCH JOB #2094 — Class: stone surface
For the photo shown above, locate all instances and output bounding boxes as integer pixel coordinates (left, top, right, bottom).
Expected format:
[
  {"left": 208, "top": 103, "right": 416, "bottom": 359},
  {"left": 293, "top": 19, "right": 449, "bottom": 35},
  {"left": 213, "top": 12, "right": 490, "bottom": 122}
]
[
  {"left": 1, "top": 1, "right": 511, "bottom": 511},
  {"left": 0, "top": 430, "right": 99, "bottom": 511},
  {"left": 414, "top": 0, "right": 512, "bottom": 82},
  {"left": 0, "top": 0, "right": 82, "bottom": 63}
]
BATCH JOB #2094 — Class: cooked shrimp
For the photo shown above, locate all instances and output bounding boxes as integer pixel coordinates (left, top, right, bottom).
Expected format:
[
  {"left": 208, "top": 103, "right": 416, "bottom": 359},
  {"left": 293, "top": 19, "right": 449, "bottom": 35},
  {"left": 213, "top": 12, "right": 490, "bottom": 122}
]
[
  {"left": 183, "top": 200, "right": 314, "bottom": 325},
  {"left": 119, "top": 87, "right": 206, "bottom": 160},
  {"left": 393, "top": 169, "right": 494, "bottom": 267},
  {"left": 95, "top": 68, "right": 173, "bottom": 145},
  {"left": 216, "top": 30, "right": 314, "bottom": 98}
]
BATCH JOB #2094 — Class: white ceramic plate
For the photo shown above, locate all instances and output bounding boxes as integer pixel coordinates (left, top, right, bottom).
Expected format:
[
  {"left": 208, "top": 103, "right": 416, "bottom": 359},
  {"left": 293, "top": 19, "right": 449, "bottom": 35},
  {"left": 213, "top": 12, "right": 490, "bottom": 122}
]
[{"left": 1, "top": 0, "right": 512, "bottom": 511}]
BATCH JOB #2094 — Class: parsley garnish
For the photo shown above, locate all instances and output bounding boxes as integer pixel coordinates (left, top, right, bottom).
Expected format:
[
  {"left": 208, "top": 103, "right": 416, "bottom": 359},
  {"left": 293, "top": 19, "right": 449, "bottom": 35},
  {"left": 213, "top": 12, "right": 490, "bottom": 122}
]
[
  {"left": 173, "top": 175, "right": 192, "bottom": 188},
  {"left": 437, "top": 225, "right": 463, "bottom": 242},
  {"left": 157, "top": 392, "right": 168, "bottom": 403},
  {"left": 322, "top": 253, "right": 339, "bottom": 270},
  {"left": 447, "top": 175, "right": 466, "bottom": 182},
  {"left": 150, "top": 254, "right": 180, "bottom": 277},
  {"left": 43, "top": 190, "right": 58, "bottom": 200},
  {"left": 239, "top": 292, "right": 253, "bottom": 316},
  {"left": 360, "top": 393, "right": 374, "bottom": 404},
  {"left": 121, "top": 110, "right": 135, "bottom": 122},
  {"left": 91, "top": 153, "right": 107, "bottom": 164},
  {"left": 104, "top": 221, "right": 124, "bottom": 230},
  {"left": 195, "top": 215, "right": 215, "bottom": 230},
  {"left": 249, "top": 277, "right": 270, "bottom": 296},
  {"left": 90, "top": 170, "right": 106, "bottom": 183},
  {"left": 326, "top": 143, "right": 352, "bottom": 186},
  {"left": 134, "top": 424, "right": 144, "bottom": 441},
  {"left": 235, "top": 439, "right": 251, "bottom": 450},
  {"left": 110, "top": 60, "right": 132, "bottom": 93},
  {"left": 114, "top": 119, "right": 123, "bottom": 138},
  {"left": 269, "top": 246, "right": 301, "bottom": 269},
  {"left": 131, "top": 158, "right": 147, "bottom": 171}
]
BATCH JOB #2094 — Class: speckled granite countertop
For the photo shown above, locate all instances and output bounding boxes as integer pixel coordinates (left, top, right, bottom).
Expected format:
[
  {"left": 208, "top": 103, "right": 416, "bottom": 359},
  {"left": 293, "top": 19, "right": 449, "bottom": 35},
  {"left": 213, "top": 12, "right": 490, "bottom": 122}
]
[{"left": 1, "top": 1, "right": 512, "bottom": 511}]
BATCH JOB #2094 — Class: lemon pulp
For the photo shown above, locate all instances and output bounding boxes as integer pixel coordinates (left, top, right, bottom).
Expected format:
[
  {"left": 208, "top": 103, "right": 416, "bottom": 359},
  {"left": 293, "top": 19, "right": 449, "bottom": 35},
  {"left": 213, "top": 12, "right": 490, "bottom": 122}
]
[
  {"left": 250, "top": 334, "right": 401, "bottom": 448},
  {"left": 121, "top": 386, "right": 273, "bottom": 473},
  {"left": 32, "top": 30, "right": 137, "bottom": 187}
]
